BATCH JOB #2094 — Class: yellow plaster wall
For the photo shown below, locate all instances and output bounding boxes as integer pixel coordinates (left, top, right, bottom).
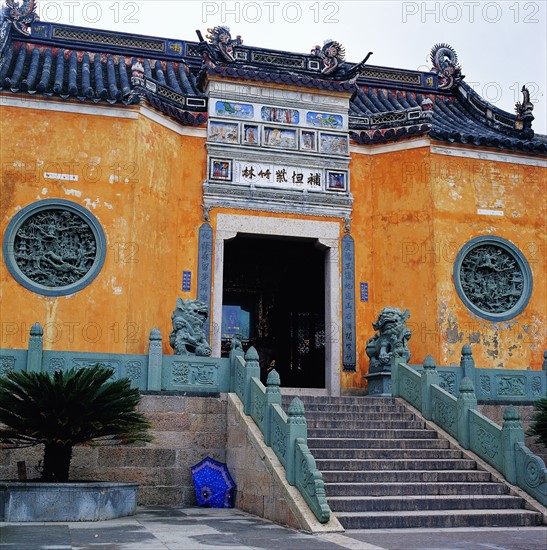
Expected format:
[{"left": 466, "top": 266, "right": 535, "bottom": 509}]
[
  {"left": 350, "top": 144, "right": 546, "bottom": 380},
  {"left": 1, "top": 101, "right": 545, "bottom": 385},
  {"left": 348, "top": 145, "right": 438, "bottom": 388},
  {"left": 0, "top": 104, "right": 206, "bottom": 355},
  {"left": 429, "top": 150, "right": 546, "bottom": 370}
]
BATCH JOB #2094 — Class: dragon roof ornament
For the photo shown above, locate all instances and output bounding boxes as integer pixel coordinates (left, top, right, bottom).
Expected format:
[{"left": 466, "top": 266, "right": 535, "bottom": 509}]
[
  {"left": 205, "top": 25, "right": 242, "bottom": 63},
  {"left": 311, "top": 39, "right": 373, "bottom": 81},
  {"left": 4, "top": 0, "right": 38, "bottom": 36},
  {"left": 311, "top": 39, "right": 346, "bottom": 75},
  {"left": 515, "top": 85, "right": 534, "bottom": 120},
  {"left": 430, "top": 43, "right": 464, "bottom": 90}
]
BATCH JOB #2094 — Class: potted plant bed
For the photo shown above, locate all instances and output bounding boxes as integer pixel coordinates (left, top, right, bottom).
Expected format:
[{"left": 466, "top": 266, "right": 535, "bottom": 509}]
[{"left": 0, "top": 366, "right": 152, "bottom": 521}]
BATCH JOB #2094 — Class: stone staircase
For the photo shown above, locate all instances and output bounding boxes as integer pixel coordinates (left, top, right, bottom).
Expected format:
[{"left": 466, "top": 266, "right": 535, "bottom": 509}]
[{"left": 282, "top": 395, "right": 544, "bottom": 529}]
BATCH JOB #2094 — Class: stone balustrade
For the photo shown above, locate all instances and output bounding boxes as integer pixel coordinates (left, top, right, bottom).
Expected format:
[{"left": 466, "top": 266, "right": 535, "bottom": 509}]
[{"left": 392, "top": 348, "right": 547, "bottom": 506}]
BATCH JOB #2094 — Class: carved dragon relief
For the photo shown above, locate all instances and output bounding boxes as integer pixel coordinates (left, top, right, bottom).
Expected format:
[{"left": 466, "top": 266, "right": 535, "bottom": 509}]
[
  {"left": 169, "top": 298, "right": 212, "bottom": 356},
  {"left": 311, "top": 40, "right": 346, "bottom": 75},
  {"left": 206, "top": 26, "right": 242, "bottom": 63},
  {"left": 311, "top": 39, "right": 373, "bottom": 81}
]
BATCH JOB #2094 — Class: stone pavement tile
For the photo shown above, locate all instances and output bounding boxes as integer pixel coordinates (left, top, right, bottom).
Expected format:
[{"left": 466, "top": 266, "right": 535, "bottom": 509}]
[
  {"left": 343, "top": 527, "right": 547, "bottom": 550},
  {"left": 69, "top": 524, "right": 161, "bottom": 550},
  {"left": 5, "top": 508, "right": 546, "bottom": 550},
  {"left": 138, "top": 507, "right": 348, "bottom": 550},
  {"left": 0, "top": 525, "right": 71, "bottom": 549}
]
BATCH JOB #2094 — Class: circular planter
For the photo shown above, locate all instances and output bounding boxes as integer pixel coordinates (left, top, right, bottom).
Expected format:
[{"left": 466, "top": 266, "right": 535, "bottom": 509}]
[{"left": 0, "top": 481, "right": 138, "bottom": 522}]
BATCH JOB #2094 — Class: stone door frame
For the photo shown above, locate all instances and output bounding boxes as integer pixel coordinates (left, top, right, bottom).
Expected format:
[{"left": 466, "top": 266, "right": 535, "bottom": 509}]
[{"left": 212, "top": 213, "right": 341, "bottom": 396}]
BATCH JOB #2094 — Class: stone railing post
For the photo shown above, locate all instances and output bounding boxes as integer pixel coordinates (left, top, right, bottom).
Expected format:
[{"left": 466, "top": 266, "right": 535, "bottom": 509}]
[
  {"left": 457, "top": 376, "right": 477, "bottom": 449},
  {"left": 264, "top": 369, "right": 281, "bottom": 446},
  {"left": 243, "top": 347, "right": 261, "bottom": 415},
  {"left": 229, "top": 338, "right": 245, "bottom": 392},
  {"left": 501, "top": 405, "right": 525, "bottom": 485},
  {"left": 27, "top": 322, "right": 43, "bottom": 373},
  {"left": 391, "top": 353, "right": 405, "bottom": 398},
  {"left": 147, "top": 328, "right": 162, "bottom": 391},
  {"left": 421, "top": 355, "right": 439, "bottom": 420},
  {"left": 286, "top": 397, "right": 307, "bottom": 485},
  {"left": 460, "top": 344, "right": 475, "bottom": 385}
]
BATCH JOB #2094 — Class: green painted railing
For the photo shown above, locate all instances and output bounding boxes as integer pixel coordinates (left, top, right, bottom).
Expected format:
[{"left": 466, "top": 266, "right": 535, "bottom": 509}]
[
  {"left": 408, "top": 345, "right": 547, "bottom": 402},
  {"left": 0, "top": 323, "right": 331, "bottom": 523},
  {"left": 0, "top": 323, "right": 231, "bottom": 393},
  {"left": 392, "top": 349, "right": 547, "bottom": 506}
]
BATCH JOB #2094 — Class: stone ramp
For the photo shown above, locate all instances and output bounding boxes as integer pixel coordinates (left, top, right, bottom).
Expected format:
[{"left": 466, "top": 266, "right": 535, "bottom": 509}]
[{"left": 283, "top": 395, "right": 544, "bottom": 530}]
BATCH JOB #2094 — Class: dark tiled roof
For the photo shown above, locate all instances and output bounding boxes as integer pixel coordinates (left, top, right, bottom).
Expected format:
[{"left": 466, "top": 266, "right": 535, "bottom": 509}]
[
  {"left": 0, "top": 13, "right": 544, "bottom": 153},
  {"left": 348, "top": 85, "right": 546, "bottom": 154},
  {"left": 0, "top": 40, "right": 203, "bottom": 104},
  {"left": 202, "top": 64, "right": 355, "bottom": 93},
  {"left": 140, "top": 89, "right": 207, "bottom": 126}
]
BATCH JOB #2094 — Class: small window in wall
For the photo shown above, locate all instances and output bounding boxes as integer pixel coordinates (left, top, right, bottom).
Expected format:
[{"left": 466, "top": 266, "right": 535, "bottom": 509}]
[
  {"left": 453, "top": 236, "right": 532, "bottom": 322},
  {"left": 3, "top": 199, "right": 106, "bottom": 296}
]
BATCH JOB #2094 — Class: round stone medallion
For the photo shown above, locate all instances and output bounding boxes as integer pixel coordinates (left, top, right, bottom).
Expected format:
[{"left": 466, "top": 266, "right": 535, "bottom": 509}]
[
  {"left": 3, "top": 200, "right": 106, "bottom": 296},
  {"left": 453, "top": 236, "right": 532, "bottom": 321}
]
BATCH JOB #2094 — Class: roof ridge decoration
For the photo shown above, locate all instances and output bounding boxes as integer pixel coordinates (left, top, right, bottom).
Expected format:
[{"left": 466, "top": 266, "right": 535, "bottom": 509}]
[
  {"left": 196, "top": 26, "right": 372, "bottom": 85},
  {"left": 311, "top": 40, "right": 373, "bottom": 81},
  {"left": 205, "top": 26, "right": 242, "bottom": 63},
  {"left": 311, "top": 40, "right": 345, "bottom": 75},
  {"left": 4, "top": 0, "right": 38, "bottom": 36},
  {"left": 430, "top": 43, "right": 463, "bottom": 91},
  {"left": 515, "top": 85, "right": 534, "bottom": 124}
]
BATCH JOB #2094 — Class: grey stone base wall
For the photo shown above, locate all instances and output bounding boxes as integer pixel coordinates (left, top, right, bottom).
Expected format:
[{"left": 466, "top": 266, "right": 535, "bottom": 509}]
[{"left": 0, "top": 395, "right": 228, "bottom": 506}]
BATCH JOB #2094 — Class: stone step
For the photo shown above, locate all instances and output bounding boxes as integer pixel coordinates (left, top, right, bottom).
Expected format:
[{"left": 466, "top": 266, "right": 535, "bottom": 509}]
[
  {"left": 306, "top": 419, "right": 426, "bottom": 429},
  {"left": 301, "top": 404, "right": 409, "bottom": 413},
  {"left": 321, "top": 469, "right": 492, "bottom": 483},
  {"left": 336, "top": 509, "right": 543, "bottom": 529},
  {"left": 328, "top": 494, "right": 525, "bottom": 512},
  {"left": 304, "top": 411, "right": 418, "bottom": 421},
  {"left": 312, "top": 448, "right": 463, "bottom": 460},
  {"left": 307, "top": 437, "right": 451, "bottom": 449},
  {"left": 282, "top": 396, "right": 400, "bottom": 405},
  {"left": 324, "top": 482, "right": 509, "bottom": 497},
  {"left": 295, "top": 395, "right": 541, "bottom": 530},
  {"left": 315, "top": 458, "right": 477, "bottom": 471},
  {"left": 307, "top": 428, "right": 438, "bottom": 439}
]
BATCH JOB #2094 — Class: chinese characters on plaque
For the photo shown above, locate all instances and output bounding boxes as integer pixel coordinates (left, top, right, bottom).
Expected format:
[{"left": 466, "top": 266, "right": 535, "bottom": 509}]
[
  {"left": 197, "top": 224, "right": 213, "bottom": 340},
  {"left": 342, "top": 235, "right": 356, "bottom": 371},
  {"left": 212, "top": 161, "right": 348, "bottom": 192},
  {"left": 234, "top": 161, "right": 324, "bottom": 190}
]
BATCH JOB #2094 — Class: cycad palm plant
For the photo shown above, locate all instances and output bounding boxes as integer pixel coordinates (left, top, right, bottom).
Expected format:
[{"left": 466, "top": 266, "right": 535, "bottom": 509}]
[
  {"left": 0, "top": 365, "right": 152, "bottom": 482},
  {"left": 528, "top": 396, "right": 547, "bottom": 448}
]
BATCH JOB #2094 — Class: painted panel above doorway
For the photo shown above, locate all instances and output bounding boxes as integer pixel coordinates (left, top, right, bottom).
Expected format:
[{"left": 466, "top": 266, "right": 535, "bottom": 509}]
[{"left": 204, "top": 80, "right": 352, "bottom": 217}]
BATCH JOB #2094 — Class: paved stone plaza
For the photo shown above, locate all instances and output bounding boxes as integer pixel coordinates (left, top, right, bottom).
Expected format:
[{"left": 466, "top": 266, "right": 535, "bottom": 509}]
[{"left": 1, "top": 506, "right": 546, "bottom": 550}]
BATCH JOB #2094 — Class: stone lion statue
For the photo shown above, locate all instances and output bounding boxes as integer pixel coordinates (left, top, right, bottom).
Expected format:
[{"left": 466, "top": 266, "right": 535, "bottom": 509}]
[
  {"left": 169, "top": 298, "right": 212, "bottom": 356},
  {"left": 366, "top": 307, "right": 411, "bottom": 372}
]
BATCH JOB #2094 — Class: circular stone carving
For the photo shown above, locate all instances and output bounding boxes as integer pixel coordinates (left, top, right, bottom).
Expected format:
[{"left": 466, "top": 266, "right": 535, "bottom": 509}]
[
  {"left": 453, "top": 236, "right": 532, "bottom": 321},
  {"left": 525, "top": 458, "right": 541, "bottom": 488},
  {"left": 3, "top": 200, "right": 106, "bottom": 296}
]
